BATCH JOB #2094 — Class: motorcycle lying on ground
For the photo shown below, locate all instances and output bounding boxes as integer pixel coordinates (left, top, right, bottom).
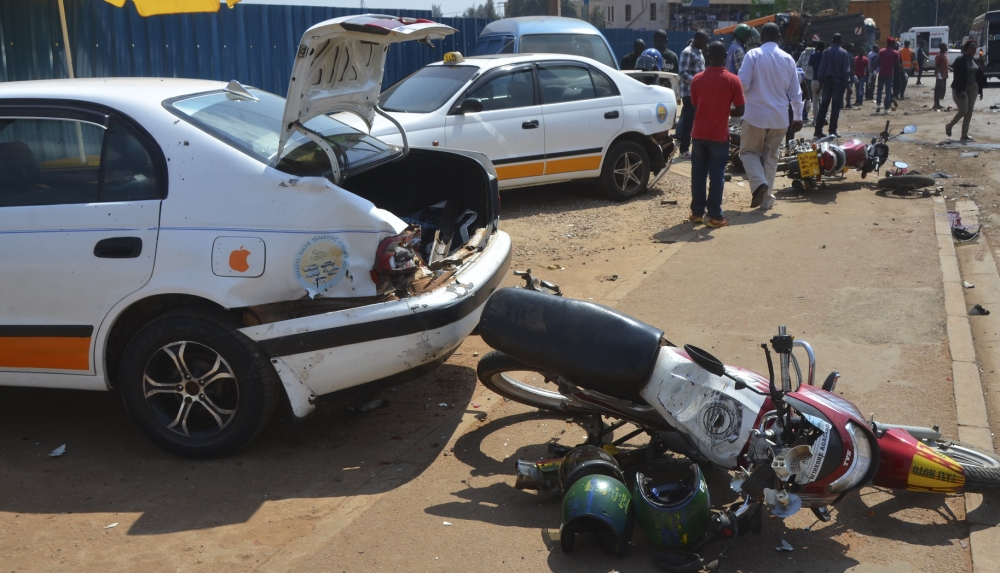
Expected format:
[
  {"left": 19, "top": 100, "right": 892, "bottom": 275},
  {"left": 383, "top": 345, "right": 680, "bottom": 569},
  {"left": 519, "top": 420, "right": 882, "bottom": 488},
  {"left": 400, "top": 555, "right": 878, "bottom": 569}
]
[
  {"left": 476, "top": 282, "right": 1000, "bottom": 567},
  {"left": 776, "top": 122, "right": 934, "bottom": 193}
]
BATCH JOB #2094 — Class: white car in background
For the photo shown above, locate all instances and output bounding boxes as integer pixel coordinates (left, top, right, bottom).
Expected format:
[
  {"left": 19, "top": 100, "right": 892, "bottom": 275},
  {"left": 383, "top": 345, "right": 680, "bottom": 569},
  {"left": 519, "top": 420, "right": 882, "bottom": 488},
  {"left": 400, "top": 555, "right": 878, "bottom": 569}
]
[
  {"left": 0, "top": 15, "right": 510, "bottom": 458},
  {"left": 375, "top": 53, "right": 678, "bottom": 201}
]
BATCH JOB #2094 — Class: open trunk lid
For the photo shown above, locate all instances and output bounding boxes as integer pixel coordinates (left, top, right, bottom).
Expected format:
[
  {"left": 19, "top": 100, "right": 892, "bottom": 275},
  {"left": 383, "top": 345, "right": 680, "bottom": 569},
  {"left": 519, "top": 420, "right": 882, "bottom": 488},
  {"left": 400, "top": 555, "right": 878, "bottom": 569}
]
[{"left": 279, "top": 14, "right": 456, "bottom": 155}]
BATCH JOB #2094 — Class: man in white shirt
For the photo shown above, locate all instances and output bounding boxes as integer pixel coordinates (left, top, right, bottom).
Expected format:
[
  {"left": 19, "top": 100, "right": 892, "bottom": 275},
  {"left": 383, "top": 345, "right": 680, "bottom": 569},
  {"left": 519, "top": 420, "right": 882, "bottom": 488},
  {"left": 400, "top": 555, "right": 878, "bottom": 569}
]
[{"left": 738, "top": 23, "right": 803, "bottom": 210}]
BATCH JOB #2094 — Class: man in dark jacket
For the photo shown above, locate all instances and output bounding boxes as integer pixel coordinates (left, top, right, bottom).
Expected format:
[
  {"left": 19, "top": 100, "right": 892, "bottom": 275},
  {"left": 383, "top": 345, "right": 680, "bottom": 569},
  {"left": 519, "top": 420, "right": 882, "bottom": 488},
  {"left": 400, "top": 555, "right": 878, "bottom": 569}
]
[
  {"left": 621, "top": 38, "right": 646, "bottom": 71},
  {"left": 814, "top": 34, "right": 853, "bottom": 138}
]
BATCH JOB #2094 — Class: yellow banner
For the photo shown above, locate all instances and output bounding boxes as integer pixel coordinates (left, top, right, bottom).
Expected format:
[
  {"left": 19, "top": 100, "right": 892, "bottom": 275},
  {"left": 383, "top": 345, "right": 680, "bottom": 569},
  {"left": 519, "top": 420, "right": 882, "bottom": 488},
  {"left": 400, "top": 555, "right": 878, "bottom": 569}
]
[{"left": 105, "top": 0, "right": 240, "bottom": 17}]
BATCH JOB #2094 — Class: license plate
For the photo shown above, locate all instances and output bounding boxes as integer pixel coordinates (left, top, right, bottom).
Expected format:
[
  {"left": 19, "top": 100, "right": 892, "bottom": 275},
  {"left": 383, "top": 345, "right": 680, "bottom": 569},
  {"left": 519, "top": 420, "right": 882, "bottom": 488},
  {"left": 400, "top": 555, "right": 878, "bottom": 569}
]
[{"left": 798, "top": 150, "right": 820, "bottom": 178}]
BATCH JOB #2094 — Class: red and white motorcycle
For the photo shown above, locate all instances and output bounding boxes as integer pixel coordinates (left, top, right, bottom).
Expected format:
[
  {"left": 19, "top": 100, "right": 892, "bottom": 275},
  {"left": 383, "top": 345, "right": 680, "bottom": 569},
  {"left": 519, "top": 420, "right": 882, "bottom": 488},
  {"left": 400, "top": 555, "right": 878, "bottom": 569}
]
[
  {"left": 778, "top": 122, "right": 932, "bottom": 193},
  {"left": 476, "top": 286, "right": 1000, "bottom": 525}
]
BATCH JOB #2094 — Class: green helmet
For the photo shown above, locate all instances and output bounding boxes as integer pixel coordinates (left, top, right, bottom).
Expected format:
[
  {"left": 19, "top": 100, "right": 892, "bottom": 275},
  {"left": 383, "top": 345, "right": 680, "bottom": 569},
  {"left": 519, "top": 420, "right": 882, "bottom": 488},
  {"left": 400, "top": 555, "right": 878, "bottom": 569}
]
[
  {"left": 632, "top": 465, "right": 712, "bottom": 549},
  {"left": 560, "top": 474, "right": 636, "bottom": 556},
  {"left": 559, "top": 445, "right": 625, "bottom": 493},
  {"left": 734, "top": 23, "right": 753, "bottom": 43}
]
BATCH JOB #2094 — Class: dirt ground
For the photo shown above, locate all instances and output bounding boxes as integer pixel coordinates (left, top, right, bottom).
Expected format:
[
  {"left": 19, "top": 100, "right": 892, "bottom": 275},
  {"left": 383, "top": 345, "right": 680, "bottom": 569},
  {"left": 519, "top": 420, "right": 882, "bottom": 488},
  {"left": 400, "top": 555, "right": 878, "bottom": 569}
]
[{"left": 2, "top": 77, "right": 999, "bottom": 572}]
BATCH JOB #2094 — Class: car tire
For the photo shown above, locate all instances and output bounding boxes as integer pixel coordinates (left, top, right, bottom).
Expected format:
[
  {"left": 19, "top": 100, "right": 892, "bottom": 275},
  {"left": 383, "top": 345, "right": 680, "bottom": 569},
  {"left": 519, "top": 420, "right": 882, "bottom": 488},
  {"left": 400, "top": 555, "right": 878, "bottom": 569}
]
[
  {"left": 601, "top": 141, "right": 650, "bottom": 202},
  {"left": 118, "top": 309, "right": 281, "bottom": 458}
]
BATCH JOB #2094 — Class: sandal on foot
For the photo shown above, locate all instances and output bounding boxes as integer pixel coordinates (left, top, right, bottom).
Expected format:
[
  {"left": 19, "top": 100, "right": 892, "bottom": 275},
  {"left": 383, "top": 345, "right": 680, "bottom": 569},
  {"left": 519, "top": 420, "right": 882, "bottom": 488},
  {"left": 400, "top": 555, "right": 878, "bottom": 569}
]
[{"left": 705, "top": 217, "right": 729, "bottom": 228}]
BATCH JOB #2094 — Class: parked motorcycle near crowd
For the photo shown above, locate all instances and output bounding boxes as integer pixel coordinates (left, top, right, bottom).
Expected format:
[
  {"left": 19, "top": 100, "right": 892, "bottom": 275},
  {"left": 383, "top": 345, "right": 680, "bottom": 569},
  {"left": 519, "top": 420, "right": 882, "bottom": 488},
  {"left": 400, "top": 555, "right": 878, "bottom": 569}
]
[
  {"left": 776, "top": 122, "right": 933, "bottom": 193},
  {"left": 475, "top": 281, "right": 1000, "bottom": 565}
]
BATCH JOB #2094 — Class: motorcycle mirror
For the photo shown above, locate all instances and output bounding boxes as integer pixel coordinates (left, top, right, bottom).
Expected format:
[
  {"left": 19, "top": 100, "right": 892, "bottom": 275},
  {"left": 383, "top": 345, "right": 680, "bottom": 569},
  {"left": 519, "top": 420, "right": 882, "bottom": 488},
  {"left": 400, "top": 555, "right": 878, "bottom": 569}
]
[
  {"left": 894, "top": 161, "right": 908, "bottom": 169},
  {"left": 684, "top": 344, "right": 725, "bottom": 377},
  {"left": 654, "top": 551, "right": 705, "bottom": 573},
  {"left": 902, "top": 124, "right": 918, "bottom": 134}
]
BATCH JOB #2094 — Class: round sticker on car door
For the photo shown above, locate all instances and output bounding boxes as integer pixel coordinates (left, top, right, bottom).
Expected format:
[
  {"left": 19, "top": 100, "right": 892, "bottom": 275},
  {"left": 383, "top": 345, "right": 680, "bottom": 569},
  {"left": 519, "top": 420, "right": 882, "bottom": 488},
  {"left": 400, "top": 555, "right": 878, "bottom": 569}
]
[
  {"left": 294, "top": 235, "right": 349, "bottom": 294},
  {"left": 656, "top": 103, "right": 668, "bottom": 124}
]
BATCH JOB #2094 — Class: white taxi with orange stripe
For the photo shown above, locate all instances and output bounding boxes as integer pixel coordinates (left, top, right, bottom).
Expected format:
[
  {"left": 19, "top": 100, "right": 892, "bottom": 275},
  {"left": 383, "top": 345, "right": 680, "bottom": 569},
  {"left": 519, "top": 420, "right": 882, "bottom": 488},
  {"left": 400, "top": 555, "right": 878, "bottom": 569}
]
[
  {"left": 376, "top": 51, "right": 677, "bottom": 201},
  {"left": 0, "top": 15, "right": 510, "bottom": 458}
]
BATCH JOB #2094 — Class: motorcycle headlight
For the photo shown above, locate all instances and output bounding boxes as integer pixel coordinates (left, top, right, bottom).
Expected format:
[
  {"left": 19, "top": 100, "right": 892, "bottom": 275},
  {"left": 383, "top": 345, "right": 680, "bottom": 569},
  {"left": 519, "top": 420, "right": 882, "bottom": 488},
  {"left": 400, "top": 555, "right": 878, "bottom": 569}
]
[{"left": 828, "top": 422, "right": 872, "bottom": 493}]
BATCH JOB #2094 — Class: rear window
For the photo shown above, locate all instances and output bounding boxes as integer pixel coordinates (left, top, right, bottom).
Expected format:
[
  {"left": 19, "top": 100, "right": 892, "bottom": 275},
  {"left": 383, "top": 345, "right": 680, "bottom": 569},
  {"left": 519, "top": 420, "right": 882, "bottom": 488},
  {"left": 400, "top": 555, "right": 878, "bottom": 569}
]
[
  {"left": 380, "top": 65, "right": 479, "bottom": 113},
  {"left": 475, "top": 35, "right": 515, "bottom": 55},
  {"left": 519, "top": 34, "right": 616, "bottom": 68},
  {"left": 168, "top": 89, "right": 397, "bottom": 178}
]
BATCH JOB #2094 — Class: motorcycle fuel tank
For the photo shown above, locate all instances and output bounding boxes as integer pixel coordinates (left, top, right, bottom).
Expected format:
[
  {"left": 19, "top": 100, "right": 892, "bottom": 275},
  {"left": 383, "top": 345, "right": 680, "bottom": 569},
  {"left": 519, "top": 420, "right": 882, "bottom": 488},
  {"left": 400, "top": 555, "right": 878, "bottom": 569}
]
[
  {"left": 639, "top": 347, "right": 769, "bottom": 468},
  {"left": 839, "top": 139, "right": 868, "bottom": 168}
]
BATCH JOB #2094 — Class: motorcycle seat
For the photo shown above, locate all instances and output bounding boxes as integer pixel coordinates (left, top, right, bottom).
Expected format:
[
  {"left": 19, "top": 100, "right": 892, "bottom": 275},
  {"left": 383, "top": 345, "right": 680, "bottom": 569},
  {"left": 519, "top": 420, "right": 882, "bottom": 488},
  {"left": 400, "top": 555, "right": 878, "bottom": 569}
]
[{"left": 478, "top": 288, "right": 664, "bottom": 402}]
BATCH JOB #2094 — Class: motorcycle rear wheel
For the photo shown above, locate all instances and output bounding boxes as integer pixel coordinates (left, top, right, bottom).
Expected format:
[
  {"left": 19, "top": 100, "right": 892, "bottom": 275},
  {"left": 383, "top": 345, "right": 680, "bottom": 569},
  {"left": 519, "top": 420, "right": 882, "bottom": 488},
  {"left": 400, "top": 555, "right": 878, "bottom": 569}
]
[
  {"left": 476, "top": 351, "right": 577, "bottom": 412},
  {"left": 924, "top": 439, "right": 1000, "bottom": 492}
]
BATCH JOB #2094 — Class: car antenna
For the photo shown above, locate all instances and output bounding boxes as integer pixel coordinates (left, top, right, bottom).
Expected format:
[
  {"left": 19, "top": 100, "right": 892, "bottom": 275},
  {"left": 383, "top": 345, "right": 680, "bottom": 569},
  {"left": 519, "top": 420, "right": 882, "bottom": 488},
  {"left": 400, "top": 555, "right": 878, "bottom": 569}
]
[{"left": 224, "top": 80, "right": 259, "bottom": 102}]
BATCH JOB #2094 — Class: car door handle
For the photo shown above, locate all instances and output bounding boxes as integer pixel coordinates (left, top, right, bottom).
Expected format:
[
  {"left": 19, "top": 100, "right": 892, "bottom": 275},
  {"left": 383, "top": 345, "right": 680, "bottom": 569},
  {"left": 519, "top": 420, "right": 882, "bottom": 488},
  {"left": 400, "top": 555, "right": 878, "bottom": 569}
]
[
  {"left": 604, "top": 111, "right": 620, "bottom": 119},
  {"left": 522, "top": 120, "right": 539, "bottom": 129},
  {"left": 94, "top": 237, "right": 143, "bottom": 259}
]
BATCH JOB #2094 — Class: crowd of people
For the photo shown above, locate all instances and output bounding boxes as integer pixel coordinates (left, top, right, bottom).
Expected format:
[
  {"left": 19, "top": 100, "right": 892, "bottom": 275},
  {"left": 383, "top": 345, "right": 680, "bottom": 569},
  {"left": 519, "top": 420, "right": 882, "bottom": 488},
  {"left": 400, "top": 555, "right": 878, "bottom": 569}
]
[{"left": 620, "top": 24, "right": 989, "bottom": 229}]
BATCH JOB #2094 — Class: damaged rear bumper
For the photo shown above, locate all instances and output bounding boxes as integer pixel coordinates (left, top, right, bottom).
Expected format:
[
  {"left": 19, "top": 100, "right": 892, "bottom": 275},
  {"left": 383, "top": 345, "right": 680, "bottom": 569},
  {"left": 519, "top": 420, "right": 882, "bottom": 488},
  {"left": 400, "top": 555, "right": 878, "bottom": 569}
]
[{"left": 240, "top": 231, "right": 512, "bottom": 417}]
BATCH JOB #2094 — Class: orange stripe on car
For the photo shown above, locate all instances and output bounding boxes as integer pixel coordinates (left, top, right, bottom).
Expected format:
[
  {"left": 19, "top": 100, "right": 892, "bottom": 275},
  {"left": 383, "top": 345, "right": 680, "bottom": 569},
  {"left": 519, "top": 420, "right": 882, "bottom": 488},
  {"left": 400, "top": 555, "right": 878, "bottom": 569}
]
[
  {"left": 0, "top": 336, "right": 91, "bottom": 370},
  {"left": 544, "top": 154, "right": 602, "bottom": 175},
  {"left": 496, "top": 161, "right": 545, "bottom": 180}
]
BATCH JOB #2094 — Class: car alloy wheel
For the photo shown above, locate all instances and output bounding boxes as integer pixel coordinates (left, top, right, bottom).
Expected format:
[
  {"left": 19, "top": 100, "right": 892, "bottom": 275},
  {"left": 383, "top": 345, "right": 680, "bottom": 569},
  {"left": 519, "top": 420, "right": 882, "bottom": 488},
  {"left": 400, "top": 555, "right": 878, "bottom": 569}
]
[
  {"left": 601, "top": 141, "right": 650, "bottom": 201},
  {"left": 119, "top": 309, "right": 280, "bottom": 458},
  {"left": 614, "top": 151, "right": 645, "bottom": 193},
  {"left": 142, "top": 341, "right": 239, "bottom": 438}
]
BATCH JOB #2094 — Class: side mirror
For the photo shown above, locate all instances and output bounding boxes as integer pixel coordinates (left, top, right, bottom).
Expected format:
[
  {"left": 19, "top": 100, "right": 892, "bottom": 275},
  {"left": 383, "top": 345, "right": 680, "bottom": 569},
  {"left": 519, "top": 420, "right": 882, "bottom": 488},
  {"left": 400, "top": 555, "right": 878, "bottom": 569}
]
[
  {"left": 456, "top": 98, "right": 483, "bottom": 114},
  {"left": 902, "top": 124, "right": 917, "bottom": 134}
]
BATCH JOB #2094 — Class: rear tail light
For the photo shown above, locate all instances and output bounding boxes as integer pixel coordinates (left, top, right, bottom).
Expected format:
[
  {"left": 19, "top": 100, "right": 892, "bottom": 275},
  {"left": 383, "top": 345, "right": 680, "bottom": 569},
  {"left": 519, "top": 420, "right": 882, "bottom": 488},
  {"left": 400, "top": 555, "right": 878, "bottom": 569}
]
[{"left": 370, "top": 227, "right": 423, "bottom": 283}]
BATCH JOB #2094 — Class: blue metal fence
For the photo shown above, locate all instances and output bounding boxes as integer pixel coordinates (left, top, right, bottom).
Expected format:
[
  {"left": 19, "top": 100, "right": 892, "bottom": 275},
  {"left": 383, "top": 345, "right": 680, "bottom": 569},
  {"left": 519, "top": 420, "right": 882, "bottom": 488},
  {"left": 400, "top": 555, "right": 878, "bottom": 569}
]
[{"left": 0, "top": 1, "right": 695, "bottom": 94}]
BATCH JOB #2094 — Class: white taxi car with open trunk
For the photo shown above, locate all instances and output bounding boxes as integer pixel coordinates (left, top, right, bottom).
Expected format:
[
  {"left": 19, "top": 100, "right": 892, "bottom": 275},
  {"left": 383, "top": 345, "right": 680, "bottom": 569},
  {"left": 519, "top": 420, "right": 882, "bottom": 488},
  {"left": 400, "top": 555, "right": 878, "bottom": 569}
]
[{"left": 0, "top": 15, "right": 510, "bottom": 458}]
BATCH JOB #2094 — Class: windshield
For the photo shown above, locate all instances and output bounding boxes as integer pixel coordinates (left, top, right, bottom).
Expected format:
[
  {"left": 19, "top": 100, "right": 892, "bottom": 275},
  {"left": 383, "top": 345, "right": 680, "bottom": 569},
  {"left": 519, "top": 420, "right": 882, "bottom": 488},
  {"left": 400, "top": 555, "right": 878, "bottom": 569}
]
[
  {"left": 519, "top": 34, "right": 616, "bottom": 68},
  {"left": 168, "top": 89, "right": 397, "bottom": 178},
  {"left": 380, "top": 65, "right": 479, "bottom": 113}
]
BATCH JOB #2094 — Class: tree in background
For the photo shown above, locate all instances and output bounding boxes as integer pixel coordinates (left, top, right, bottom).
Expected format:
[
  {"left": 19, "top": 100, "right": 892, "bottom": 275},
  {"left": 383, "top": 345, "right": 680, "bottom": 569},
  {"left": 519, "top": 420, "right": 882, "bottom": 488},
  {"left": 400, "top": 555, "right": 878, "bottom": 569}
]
[
  {"left": 431, "top": 4, "right": 443, "bottom": 18},
  {"left": 464, "top": 0, "right": 499, "bottom": 18},
  {"left": 504, "top": 0, "right": 578, "bottom": 19},
  {"left": 586, "top": 5, "right": 606, "bottom": 27}
]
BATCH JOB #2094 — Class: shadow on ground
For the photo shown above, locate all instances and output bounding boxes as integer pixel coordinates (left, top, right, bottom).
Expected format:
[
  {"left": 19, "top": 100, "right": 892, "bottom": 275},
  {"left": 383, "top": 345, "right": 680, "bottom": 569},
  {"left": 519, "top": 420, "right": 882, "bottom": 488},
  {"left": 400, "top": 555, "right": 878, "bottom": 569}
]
[
  {"left": 434, "top": 411, "right": 968, "bottom": 572},
  {"left": 0, "top": 363, "right": 477, "bottom": 535}
]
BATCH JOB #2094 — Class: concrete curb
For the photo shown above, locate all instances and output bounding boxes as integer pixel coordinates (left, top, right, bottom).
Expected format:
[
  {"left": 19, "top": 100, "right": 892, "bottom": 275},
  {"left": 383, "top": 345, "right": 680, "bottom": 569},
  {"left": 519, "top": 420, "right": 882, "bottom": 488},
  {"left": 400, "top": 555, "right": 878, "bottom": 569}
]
[{"left": 933, "top": 197, "right": 1000, "bottom": 572}]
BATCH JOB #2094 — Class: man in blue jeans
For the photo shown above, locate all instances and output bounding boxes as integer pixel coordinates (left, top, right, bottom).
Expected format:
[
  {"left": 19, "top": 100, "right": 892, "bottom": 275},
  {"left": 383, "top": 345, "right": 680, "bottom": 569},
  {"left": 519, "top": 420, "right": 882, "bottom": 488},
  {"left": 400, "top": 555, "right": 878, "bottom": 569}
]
[
  {"left": 874, "top": 38, "right": 899, "bottom": 114},
  {"left": 689, "top": 41, "right": 745, "bottom": 228},
  {"left": 677, "top": 31, "right": 710, "bottom": 156}
]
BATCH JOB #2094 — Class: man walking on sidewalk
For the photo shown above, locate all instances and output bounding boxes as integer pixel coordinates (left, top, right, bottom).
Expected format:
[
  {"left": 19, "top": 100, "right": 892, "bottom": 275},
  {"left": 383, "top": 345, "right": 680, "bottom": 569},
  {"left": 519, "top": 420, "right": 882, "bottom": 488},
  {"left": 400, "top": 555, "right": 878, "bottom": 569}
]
[
  {"left": 738, "top": 23, "right": 803, "bottom": 210},
  {"left": 933, "top": 43, "right": 949, "bottom": 110},
  {"left": 814, "top": 33, "right": 853, "bottom": 138},
  {"left": 677, "top": 32, "right": 709, "bottom": 157},
  {"left": 689, "top": 41, "right": 745, "bottom": 228}
]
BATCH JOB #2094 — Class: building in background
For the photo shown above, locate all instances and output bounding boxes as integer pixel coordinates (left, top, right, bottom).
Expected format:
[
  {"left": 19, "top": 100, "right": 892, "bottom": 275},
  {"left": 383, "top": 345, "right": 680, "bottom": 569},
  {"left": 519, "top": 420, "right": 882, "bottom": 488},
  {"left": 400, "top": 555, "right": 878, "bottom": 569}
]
[{"left": 583, "top": 0, "right": 752, "bottom": 31}]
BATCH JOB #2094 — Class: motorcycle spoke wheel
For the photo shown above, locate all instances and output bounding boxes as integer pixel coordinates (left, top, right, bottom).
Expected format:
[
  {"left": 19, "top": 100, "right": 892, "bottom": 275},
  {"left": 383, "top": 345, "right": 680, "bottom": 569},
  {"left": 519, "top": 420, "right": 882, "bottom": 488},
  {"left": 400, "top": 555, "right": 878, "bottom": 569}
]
[
  {"left": 476, "top": 351, "right": 577, "bottom": 412},
  {"left": 924, "top": 439, "right": 1000, "bottom": 493}
]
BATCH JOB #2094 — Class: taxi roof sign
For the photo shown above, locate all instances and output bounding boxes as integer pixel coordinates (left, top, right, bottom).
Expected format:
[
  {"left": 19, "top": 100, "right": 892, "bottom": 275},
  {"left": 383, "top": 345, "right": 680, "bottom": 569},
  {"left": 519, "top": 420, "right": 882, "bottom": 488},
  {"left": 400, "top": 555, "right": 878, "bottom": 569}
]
[{"left": 443, "top": 51, "right": 465, "bottom": 64}]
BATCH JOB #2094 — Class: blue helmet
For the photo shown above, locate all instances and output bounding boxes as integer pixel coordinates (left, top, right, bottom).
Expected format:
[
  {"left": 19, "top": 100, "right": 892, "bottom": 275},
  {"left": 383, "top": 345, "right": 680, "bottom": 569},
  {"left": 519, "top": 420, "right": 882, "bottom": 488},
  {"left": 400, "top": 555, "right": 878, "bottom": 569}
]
[{"left": 635, "top": 48, "right": 664, "bottom": 71}]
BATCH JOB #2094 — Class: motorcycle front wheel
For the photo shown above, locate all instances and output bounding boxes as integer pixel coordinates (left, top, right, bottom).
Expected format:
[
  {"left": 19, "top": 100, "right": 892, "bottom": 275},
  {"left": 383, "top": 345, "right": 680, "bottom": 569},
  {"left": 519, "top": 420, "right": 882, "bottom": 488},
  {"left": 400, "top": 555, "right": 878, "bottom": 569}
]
[
  {"left": 476, "top": 351, "right": 578, "bottom": 412},
  {"left": 924, "top": 439, "right": 1000, "bottom": 492},
  {"left": 876, "top": 174, "right": 936, "bottom": 192}
]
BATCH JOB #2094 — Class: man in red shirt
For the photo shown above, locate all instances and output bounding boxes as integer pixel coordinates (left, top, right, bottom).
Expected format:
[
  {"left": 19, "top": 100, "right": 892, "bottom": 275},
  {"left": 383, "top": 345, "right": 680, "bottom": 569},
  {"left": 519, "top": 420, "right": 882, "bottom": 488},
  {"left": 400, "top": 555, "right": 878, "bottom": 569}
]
[
  {"left": 854, "top": 47, "right": 869, "bottom": 106},
  {"left": 933, "top": 43, "right": 949, "bottom": 110},
  {"left": 874, "top": 38, "right": 899, "bottom": 113},
  {"left": 689, "top": 41, "right": 745, "bottom": 228}
]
